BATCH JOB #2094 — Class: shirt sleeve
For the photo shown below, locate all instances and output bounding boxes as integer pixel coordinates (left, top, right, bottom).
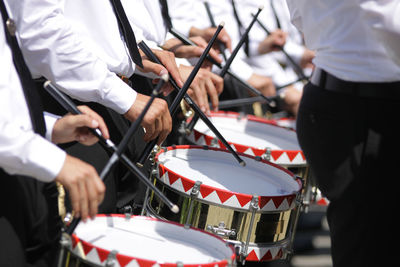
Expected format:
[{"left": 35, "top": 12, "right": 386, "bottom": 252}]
[
  {"left": 0, "top": 121, "right": 66, "bottom": 182},
  {"left": 167, "top": 0, "right": 209, "bottom": 35},
  {"left": 5, "top": 0, "right": 136, "bottom": 115}
]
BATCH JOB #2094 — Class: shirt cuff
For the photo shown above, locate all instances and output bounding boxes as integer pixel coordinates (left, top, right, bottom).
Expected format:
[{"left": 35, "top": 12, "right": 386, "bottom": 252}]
[
  {"left": 13, "top": 136, "right": 67, "bottom": 183},
  {"left": 100, "top": 76, "right": 137, "bottom": 114},
  {"left": 44, "top": 112, "right": 61, "bottom": 142},
  {"left": 284, "top": 41, "right": 305, "bottom": 65}
]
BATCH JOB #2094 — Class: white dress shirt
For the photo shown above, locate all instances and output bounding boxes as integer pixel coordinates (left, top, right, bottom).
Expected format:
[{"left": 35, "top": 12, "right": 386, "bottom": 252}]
[
  {"left": 121, "top": 0, "right": 209, "bottom": 76},
  {"left": 360, "top": 0, "right": 400, "bottom": 67},
  {"left": 286, "top": 0, "right": 400, "bottom": 82},
  {"left": 236, "top": 0, "right": 305, "bottom": 62},
  {"left": 235, "top": 0, "right": 306, "bottom": 90},
  {"left": 0, "top": 16, "right": 66, "bottom": 182},
  {"left": 4, "top": 0, "right": 137, "bottom": 115},
  {"left": 168, "top": 0, "right": 255, "bottom": 81}
]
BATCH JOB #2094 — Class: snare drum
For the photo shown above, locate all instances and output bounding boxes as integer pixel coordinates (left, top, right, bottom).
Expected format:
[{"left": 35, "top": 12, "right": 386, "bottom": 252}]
[
  {"left": 185, "top": 111, "right": 314, "bottom": 207},
  {"left": 59, "top": 214, "right": 236, "bottom": 267},
  {"left": 146, "top": 146, "right": 302, "bottom": 262}
]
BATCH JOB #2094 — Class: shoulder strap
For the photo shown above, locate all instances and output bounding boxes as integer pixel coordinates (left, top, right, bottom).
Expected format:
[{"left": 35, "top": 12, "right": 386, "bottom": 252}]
[{"left": 0, "top": 1, "right": 46, "bottom": 137}]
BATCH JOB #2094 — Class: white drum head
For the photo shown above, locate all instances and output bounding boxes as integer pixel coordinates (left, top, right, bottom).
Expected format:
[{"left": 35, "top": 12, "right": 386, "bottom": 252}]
[
  {"left": 73, "top": 215, "right": 234, "bottom": 266},
  {"left": 157, "top": 146, "right": 300, "bottom": 211},
  {"left": 193, "top": 114, "right": 300, "bottom": 151}
]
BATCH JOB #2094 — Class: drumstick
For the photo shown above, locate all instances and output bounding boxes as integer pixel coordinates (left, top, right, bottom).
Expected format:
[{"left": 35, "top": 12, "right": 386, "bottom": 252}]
[
  {"left": 216, "top": 6, "right": 275, "bottom": 106},
  {"left": 219, "top": 6, "right": 263, "bottom": 78},
  {"left": 217, "top": 77, "right": 305, "bottom": 109},
  {"left": 136, "top": 22, "right": 225, "bottom": 167},
  {"left": 43, "top": 80, "right": 179, "bottom": 234},
  {"left": 252, "top": 15, "right": 308, "bottom": 81},
  {"left": 203, "top": 1, "right": 227, "bottom": 61},
  {"left": 169, "top": 28, "right": 278, "bottom": 108},
  {"left": 137, "top": 40, "right": 246, "bottom": 167}
]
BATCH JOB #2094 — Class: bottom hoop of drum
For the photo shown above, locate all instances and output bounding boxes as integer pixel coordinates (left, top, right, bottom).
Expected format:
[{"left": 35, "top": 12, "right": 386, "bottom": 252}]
[
  {"left": 59, "top": 214, "right": 236, "bottom": 267},
  {"left": 146, "top": 201, "right": 297, "bottom": 262},
  {"left": 146, "top": 145, "right": 302, "bottom": 262}
]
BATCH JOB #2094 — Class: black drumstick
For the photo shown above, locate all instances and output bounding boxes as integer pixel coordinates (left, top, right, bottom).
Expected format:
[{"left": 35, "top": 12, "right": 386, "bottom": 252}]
[
  {"left": 219, "top": 6, "right": 263, "bottom": 78},
  {"left": 253, "top": 15, "right": 308, "bottom": 81},
  {"left": 203, "top": 1, "right": 228, "bottom": 61},
  {"left": 169, "top": 27, "right": 277, "bottom": 108},
  {"left": 138, "top": 40, "right": 245, "bottom": 166},
  {"left": 43, "top": 79, "right": 179, "bottom": 235},
  {"left": 136, "top": 22, "right": 225, "bottom": 167}
]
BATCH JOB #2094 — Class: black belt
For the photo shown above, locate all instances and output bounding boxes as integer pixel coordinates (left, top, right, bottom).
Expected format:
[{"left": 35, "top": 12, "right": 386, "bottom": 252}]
[{"left": 310, "top": 68, "right": 400, "bottom": 98}]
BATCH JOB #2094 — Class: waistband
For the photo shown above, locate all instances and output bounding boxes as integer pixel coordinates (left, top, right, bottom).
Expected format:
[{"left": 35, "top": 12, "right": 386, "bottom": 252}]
[{"left": 310, "top": 68, "right": 400, "bottom": 98}]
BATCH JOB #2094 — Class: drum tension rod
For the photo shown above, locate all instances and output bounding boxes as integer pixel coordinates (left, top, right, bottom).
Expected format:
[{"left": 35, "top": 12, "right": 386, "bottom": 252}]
[
  {"left": 185, "top": 181, "right": 202, "bottom": 227},
  {"left": 240, "top": 194, "right": 259, "bottom": 264}
]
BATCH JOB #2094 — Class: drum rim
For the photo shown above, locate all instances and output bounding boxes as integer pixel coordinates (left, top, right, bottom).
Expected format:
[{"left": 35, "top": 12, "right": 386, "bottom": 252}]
[
  {"left": 188, "top": 111, "right": 306, "bottom": 165},
  {"left": 70, "top": 214, "right": 236, "bottom": 266},
  {"left": 156, "top": 145, "right": 302, "bottom": 211}
]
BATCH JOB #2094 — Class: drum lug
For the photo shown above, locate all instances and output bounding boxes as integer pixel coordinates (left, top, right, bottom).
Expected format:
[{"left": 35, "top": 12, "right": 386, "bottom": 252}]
[
  {"left": 57, "top": 232, "right": 73, "bottom": 267},
  {"left": 206, "top": 222, "right": 236, "bottom": 238},
  {"left": 178, "top": 120, "right": 191, "bottom": 136},
  {"left": 237, "top": 112, "right": 245, "bottom": 121},
  {"left": 261, "top": 147, "right": 272, "bottom": 161},
  {"left": 190, "top": 180, "right": 202, "bottom": 197},
  {"left": 184, "top": 181, "right": 202, "bottom": 227},
  {"left": 210, "top": 137, "right": 220, "bottom": 148},
  {"left": 240, "top": 195, "right": 259, "bottom": 262},
  {"left": 105, "top": 250, "right": 118, "bottom": 267}
]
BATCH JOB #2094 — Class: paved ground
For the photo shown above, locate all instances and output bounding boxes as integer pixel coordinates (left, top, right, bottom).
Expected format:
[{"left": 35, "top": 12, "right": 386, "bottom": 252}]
[{"left": 290, "top": 205, "right": 332, "bottom": 267}]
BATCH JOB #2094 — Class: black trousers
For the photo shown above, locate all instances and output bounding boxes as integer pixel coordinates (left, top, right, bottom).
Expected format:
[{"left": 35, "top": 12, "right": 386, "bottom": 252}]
[
  {"left": 0, "top": 170, "right": 61, "bottom": 267},
  {"left": 296, "top": 82, "right": 399, "bottom": 267}
]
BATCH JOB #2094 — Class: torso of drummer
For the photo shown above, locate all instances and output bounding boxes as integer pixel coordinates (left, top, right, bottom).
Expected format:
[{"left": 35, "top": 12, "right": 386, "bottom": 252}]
[{"left": 286, "top": 0, "right": 400, "bottom": 266}]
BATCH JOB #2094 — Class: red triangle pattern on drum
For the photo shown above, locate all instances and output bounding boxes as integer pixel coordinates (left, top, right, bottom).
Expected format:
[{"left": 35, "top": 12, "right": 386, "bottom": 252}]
[
  {"left": 271, "top": 151, "right": 284, "bottom": 161},
  {"left": 258, "top": 196, "right": 272, "bottom": 209},
  {"left": 286, "top": 195, "right": 296, "bottom": 207},
  {"left": 216, "top": 190, "right": 234, "bottom": 203},
  {"left": 194, "top": 131, "right": 203, "bottom": 142},
  {"left": 96, "top": 247, "right": 110, "bottom": 263},
  {"left": 275, "top": 248, "right": 284, "bottom": 260},
  {"left": 81, "top": 242, "right": 93, "bottom": 256},
  {"left": 116, "top": 253, "right": 133, "bottom": 267},
  {"left": 272, "top": 196, "right": 286, "bottom": 209},
  {"left": 234, "top": 143, "right": 248, "bottom": 154},
  {"left": 287, "top": 151, "right": 299, "bottom": 162},
  {"left": 246, "top": 250, "right": 259, "bottom": 261},
  {"left": 236, "top": 194, "right": 252, "bottom": 207},
  {"left": 260, "top": 250, "right": 273, "bottom": 261},
  {"left": 181, "top": 178, "right": 194, "bottom": 193},
  {"left": 217, "top": 260, "right": 229, "bottom": 267},
  {"left": 218, "top": 139, "right": 226, "bottom": 149},
  {"left": 71, "top": 236, "right": 78, "bottom": 249},
  {"left": 204, "top": 135, "right": 213, "bottom": 146},
  {"left": 135, "top": 258, "right": 157, "bottom": 267},
  {"left": 166, "top": 171, "right": 179, "bottom": 185},
  {"left": 200, "top": 186, "right": 214, "bottom": 198}
]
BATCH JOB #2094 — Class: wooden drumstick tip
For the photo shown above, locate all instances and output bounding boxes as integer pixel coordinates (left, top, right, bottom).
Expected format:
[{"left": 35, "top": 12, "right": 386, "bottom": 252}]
[
  {"left": 161, "top": 73, "right": 169, "bottom": 82},
  {"left": 258, "top": 5, "right": 264, "bottom": 10},
  {"left": 219, "top": 21, "right": 225, "bottom": 27},
  {"left": 136, "top": 162, "right": 144, "bottom": 168},
  {"left": 240, "top": 160, "right": 246, "bottom": 167},
  {"left": 44, "top": 80, "right": 51, "bottom": 88},
  {"left": 137, "top": 39, "right": 143, "bottom": 45},
  {"left": 171, "top": 205, "right": 180, "bottom": 214}
]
